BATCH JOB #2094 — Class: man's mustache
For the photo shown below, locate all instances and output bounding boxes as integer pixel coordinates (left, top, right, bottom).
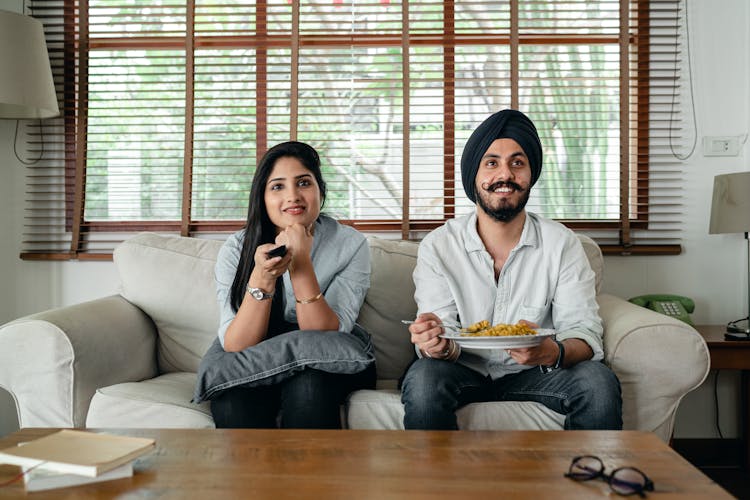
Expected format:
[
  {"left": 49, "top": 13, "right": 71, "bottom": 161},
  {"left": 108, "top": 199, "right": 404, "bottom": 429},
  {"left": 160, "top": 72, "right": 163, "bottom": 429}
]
[{"left": 482, "top": 180, "right": 524, "bottom": 192}]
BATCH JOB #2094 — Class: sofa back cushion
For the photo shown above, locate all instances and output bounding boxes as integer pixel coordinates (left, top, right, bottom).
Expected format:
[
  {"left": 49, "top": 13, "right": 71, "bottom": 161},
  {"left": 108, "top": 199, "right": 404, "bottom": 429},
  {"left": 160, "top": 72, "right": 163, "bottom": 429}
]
[
  {"left": 114, "top": 233, "right": 222, "bottom": 373},
  {"left": 114, "top": 232, "right": 602, "bottom": 379},
  {"left": 356, "top": 238, "right": 419, "bottom": 380},
  {"left": 578, "top": 233, "right": 603, "bottom": 295}
]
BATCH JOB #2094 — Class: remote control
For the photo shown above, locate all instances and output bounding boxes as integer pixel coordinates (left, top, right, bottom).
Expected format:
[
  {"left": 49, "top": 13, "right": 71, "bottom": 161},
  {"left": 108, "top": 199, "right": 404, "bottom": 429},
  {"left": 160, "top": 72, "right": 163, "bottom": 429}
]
[{"left": 267, "top": 245, "right": 287, "bottom": 258}]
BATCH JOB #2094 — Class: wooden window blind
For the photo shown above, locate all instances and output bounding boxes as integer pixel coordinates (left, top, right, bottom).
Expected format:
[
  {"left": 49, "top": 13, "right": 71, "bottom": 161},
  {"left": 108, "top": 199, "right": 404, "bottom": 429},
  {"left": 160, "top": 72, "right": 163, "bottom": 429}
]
[{"left": 21, "top": 0, "right": 686, "bottom": 259}]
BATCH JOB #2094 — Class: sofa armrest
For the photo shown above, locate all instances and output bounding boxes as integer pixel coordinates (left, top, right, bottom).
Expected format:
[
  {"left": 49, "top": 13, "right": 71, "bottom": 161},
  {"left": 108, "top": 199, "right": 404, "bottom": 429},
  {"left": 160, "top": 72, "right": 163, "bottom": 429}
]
[
  {"left": 0, "top": 295, "right": 158, "bottom": 428},
  {"left": 597, "top": 293, "right": 710, "bottom": 441}
]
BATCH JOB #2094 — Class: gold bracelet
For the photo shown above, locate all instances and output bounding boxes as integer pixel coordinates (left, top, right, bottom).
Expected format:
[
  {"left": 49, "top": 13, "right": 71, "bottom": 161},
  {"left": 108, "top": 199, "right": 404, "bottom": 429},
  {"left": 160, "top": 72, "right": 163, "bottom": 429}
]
[{"left": 295, "top": 292, "right": 323, "bottom": 304}]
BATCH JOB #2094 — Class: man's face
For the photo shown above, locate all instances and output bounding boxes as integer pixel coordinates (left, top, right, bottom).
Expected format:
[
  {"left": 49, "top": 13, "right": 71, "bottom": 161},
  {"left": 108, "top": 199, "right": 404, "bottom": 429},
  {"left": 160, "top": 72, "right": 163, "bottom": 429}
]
[{"left": 474, "top": 138, "right": 532, "bottom": 222}]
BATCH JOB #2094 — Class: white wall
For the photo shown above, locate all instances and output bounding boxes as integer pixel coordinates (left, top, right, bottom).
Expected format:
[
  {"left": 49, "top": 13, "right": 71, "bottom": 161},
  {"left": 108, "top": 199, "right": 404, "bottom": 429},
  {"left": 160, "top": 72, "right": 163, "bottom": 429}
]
[
  {"left": 0, "top": 0, "right": 122, "bottom": 436},
  {"left": 1, "top": 0, "right": 749, "bottom": 438},
  {"left": 601, "top": 0, "right": 750, "bottom": 438}
]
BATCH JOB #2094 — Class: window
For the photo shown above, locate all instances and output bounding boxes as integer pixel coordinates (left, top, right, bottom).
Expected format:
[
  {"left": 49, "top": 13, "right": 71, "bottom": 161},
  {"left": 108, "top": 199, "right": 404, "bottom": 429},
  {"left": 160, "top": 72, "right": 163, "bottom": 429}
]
[{"left": 22, "top": 0, "right": 685, "bottom": 259}]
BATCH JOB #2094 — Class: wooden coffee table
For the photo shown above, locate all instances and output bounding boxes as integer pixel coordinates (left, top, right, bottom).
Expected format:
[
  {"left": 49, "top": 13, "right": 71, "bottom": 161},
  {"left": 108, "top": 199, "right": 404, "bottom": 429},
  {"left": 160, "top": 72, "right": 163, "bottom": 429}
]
[{"left": 0, "top": 428, "right": 730, "bottom": 498}]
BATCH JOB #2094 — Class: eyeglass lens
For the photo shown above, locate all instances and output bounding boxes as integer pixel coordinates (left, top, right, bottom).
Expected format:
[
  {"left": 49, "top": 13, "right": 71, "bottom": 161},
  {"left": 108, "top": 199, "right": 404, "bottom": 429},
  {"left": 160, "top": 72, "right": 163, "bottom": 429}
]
[
  {"left": 610, "top": 468, "right": 647, "bottom": 495},
  {"left": 568, "top": 455, "right": 603, "bottom": 479},
  {"left": 567, "top": 456, "right": 652, "bottom": 497}
]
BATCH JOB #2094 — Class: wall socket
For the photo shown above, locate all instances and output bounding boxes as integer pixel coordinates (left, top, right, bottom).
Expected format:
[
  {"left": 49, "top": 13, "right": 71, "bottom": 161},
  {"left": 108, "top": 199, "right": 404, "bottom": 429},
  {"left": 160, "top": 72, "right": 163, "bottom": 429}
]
[{"left": 703, "top": 136, "right": 741, "bottom": 156}]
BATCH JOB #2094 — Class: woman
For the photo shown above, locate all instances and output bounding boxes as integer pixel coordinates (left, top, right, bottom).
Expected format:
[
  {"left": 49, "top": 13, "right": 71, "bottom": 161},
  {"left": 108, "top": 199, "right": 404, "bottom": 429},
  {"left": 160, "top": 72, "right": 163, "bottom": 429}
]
[{"left": 210, "top": 141, "right": 375, "bottom": 428}]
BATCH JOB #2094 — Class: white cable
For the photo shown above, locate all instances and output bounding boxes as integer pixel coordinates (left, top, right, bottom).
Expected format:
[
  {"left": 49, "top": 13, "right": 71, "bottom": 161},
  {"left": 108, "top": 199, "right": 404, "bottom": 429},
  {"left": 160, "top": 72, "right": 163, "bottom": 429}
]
[{"left": 669, "top": 0, "right": 698, "bottom": 161}]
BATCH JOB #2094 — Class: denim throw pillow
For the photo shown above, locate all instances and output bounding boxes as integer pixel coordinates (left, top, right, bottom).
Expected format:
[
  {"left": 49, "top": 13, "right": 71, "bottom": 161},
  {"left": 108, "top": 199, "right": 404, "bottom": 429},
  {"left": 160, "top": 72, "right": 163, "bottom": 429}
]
[{"left": 193, "top": 325, "right": 375, "bottom": 403}]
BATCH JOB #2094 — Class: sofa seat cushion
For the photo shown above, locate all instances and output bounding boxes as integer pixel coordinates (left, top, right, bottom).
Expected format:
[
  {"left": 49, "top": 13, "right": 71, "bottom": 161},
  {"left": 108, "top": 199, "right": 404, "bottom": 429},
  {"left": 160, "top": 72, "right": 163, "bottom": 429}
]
[
  {"left": 345, "top": 389, "right": 565, "bottom": 430},
  {"left": 86, "top": 372, "right": 214, "bottom": 428}
]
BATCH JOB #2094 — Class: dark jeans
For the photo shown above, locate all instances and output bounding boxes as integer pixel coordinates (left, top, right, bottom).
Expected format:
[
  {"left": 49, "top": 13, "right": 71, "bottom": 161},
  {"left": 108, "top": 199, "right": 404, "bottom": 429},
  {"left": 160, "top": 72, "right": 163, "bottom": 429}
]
[
  {"left": 211, "top": 364, "right": 376, "bottom": 429},
  {"left": 400, "top": 358, "right": 622, "bottom": 430}
]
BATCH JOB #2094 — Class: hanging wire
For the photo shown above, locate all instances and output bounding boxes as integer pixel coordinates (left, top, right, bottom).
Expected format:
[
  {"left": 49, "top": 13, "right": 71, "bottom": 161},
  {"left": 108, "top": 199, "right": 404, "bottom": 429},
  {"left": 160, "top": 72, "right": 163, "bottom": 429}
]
[
  {"left": 742, "top": 0, "right": 750, "bottom": 148},
  {"left": 13, "top": 0, "right": 44, "bottom": 165},
  {"left": 669, "top": 0, "right": 698, "bottom": 161},
  {"left": 714, "top": 370, "right": 724, "bottom": 439},
  {"left": 13, "top": 120, "right": 45, "bottom": 165},
  {"left": 13, "top": 0, "right": 49, "bottom": 166}
]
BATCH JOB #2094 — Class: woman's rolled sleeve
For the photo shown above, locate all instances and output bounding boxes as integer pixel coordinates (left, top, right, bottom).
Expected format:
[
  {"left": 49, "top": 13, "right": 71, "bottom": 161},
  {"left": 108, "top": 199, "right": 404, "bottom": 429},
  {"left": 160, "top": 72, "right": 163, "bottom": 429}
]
[{"left": 214, "top": 233, "right": 243, "bottom": 349}]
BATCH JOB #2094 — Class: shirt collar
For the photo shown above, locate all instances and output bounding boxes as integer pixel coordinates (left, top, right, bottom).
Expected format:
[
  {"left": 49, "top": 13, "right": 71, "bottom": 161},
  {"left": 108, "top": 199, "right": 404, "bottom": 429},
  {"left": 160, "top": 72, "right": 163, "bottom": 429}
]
[{"left": 463, "top": 210, "right": 540, "bottom": 253}]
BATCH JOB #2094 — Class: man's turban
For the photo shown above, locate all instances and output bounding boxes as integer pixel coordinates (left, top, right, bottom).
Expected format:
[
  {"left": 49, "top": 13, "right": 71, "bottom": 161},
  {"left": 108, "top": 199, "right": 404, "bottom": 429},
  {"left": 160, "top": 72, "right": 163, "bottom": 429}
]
[{"left": 460, "top": 109, "right": 543, "bottom": 203}]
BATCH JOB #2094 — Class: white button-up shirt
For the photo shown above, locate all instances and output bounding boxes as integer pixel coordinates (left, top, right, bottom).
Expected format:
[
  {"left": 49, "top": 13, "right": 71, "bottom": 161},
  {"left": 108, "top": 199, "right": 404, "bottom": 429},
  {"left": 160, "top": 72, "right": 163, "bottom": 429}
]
[{"left": 413, "top": 211, "right": 603, "bottom": 379}]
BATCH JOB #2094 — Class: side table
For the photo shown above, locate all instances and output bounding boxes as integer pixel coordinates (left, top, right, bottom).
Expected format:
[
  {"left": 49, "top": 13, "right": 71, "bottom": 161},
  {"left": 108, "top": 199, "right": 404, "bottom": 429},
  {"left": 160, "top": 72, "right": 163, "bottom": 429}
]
[{"left": 694, "top": 324, "right": 750, "bottom": 472}]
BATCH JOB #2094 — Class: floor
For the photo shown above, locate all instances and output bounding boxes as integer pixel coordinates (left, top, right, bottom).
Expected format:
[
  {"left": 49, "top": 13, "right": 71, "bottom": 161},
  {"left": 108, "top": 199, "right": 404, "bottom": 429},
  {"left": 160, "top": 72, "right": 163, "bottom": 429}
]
[
  {"left": 699, "top": 466, "right": 750, "bottom": 499},
  {"left": 672, "top": 438, "right": 750, "bottom": 499}
]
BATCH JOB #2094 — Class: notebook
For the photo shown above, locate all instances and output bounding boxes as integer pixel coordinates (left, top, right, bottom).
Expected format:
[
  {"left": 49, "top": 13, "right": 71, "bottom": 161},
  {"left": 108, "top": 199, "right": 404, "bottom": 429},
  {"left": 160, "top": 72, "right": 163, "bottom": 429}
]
[{"left": 0, "top": 429, "right": 155, "bottom": 478}]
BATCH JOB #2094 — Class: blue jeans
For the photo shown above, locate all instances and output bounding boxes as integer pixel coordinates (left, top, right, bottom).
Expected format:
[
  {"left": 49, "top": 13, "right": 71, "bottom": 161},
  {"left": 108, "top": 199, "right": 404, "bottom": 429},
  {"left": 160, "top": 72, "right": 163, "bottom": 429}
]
[
  {"left": 212, "top": 364, "right": 375, "bottom": 429},
  {"left": 400, "top": 358, "right": 622, "bottom": 430}
]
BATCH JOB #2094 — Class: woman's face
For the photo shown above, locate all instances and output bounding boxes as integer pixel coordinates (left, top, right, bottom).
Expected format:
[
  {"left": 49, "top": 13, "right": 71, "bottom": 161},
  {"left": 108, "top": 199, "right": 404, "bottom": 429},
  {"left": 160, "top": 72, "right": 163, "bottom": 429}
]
[{"left": 264, "top": 156, "right": 321, "bottom": 232}]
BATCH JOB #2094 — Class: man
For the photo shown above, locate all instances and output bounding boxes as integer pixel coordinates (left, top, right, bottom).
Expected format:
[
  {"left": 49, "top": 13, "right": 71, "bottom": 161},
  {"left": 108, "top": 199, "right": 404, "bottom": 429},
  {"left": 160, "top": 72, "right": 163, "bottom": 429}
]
[{"left": 401, "top": 109, "right": 622, "bottom": 430}]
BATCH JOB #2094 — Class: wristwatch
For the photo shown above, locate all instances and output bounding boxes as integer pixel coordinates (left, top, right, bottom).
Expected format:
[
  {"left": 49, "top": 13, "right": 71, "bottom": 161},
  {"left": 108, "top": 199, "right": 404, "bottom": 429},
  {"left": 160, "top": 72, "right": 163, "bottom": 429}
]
[
  {"left": 247, "top": 286, "right": 273, "bottom": 301},
  {"left": 540, "top": 339, "right": 565, "bottom": 373}
]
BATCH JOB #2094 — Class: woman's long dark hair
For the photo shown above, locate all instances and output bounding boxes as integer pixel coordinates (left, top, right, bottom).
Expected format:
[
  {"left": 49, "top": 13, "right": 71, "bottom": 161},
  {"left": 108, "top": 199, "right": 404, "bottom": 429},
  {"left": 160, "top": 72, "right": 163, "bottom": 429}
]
[{"left": 229, "top": 141, "right": 327, "bottom": 314}]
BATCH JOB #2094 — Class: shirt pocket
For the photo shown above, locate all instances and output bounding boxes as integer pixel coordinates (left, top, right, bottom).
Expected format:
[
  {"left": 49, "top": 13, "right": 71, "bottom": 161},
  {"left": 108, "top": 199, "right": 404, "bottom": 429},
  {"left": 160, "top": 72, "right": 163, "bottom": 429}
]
[{"left": 519, "top": 303, "right": 549, "bottom": 326}]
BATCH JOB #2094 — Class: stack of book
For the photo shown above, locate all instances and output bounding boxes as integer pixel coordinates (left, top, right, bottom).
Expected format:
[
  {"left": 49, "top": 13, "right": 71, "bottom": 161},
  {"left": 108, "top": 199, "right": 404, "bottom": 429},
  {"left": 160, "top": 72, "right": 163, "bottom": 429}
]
[{"left": 0, "top": 429, "right": 155, "bottom": 492}]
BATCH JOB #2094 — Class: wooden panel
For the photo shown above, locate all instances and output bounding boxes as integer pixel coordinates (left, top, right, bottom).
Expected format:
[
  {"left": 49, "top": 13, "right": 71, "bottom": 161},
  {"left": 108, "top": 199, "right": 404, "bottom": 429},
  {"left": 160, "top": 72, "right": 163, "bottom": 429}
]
[{"left": 0, "top": 429, "right": 731, "bottom": 498}]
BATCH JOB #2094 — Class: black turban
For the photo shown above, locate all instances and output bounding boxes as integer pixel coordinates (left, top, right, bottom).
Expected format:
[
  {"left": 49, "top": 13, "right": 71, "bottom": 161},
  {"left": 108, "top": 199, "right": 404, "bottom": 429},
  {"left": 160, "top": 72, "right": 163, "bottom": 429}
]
[{"left": 460, "top": 109, "right": 543, "bottom": 203}]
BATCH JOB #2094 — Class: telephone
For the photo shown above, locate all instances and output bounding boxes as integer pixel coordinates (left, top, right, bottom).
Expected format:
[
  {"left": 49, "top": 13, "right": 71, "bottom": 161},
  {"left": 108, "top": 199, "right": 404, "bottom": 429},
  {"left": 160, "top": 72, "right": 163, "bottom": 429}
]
[{"left": 628, "top": 294, "right": 695, "bottom": 325}]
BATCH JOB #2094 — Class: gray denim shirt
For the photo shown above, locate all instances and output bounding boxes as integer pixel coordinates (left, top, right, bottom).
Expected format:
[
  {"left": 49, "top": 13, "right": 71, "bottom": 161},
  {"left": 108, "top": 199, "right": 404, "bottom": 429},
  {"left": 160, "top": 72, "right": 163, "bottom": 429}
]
[{"left": 215, "top": 215, "right": 371, "bottom": 348}]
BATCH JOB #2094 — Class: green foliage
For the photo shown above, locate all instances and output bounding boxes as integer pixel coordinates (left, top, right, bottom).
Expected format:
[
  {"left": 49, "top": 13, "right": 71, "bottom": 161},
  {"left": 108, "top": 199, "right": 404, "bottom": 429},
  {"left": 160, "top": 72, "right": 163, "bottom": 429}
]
[{"left": 83, "top": 0, "right": 625, "bottom": 224}]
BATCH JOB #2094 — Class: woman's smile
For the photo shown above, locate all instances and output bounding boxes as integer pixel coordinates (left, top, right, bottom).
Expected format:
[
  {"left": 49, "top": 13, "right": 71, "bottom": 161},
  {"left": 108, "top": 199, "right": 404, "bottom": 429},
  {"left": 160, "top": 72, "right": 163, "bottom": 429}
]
[
  {"left": 264, "top": 156, "right": 321, "bottom": 230},
  {"left": 284, "top": 204, "right": 306, "bottom": 216}
]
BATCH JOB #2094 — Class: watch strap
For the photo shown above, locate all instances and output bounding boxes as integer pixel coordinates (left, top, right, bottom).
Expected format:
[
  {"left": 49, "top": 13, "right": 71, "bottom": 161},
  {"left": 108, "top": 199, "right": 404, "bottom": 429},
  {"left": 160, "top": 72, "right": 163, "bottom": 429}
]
[
  {"left": 540, "top": 339, "right": 565, "bottom": 374},
  {"left": 553, "top": 339, "right": 565, "bottom": 369}
]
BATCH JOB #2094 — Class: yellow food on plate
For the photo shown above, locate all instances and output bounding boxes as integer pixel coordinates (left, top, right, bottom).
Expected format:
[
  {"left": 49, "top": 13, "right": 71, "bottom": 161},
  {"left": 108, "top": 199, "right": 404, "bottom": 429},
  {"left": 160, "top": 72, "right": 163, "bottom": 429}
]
[
  {"left": 460, "top": 322, "right": 537, "bottom": 337},
  {"left": 463, "top": 320, "right": 490, "bottom": 333}
]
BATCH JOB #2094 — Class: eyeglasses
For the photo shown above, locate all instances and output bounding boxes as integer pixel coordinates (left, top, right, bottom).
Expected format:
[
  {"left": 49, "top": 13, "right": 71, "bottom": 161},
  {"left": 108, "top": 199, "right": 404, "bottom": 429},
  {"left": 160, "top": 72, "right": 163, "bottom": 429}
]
[{"left": 564, "top": 455, "right": 655, "bottom": 497}]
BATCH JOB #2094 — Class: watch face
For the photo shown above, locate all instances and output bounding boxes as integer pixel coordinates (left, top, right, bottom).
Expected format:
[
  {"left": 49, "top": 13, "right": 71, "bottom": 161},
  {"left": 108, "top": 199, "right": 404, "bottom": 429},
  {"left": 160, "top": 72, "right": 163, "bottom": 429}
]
[{"left": 249, "top": 288, "right": 270, "bottom": 300}]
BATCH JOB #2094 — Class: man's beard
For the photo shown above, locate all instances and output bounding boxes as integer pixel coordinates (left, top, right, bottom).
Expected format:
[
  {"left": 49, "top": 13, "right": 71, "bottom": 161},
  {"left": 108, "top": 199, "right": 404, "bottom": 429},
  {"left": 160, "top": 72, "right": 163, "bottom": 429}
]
[{"left": 476, "top": 180, "right": 531, "bottom": 222}]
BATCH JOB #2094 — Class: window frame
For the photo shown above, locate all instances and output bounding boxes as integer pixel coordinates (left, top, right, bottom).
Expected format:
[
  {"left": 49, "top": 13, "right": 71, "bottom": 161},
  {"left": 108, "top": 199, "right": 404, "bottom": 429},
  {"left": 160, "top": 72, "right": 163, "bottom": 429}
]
[{"left": 22, "top": 0, "right": 683, "bottom": 260}]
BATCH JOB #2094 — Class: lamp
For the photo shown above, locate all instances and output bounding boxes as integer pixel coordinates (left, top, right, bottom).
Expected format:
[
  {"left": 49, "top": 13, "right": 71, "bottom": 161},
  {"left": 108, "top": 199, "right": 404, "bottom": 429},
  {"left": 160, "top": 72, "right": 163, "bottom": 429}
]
[
  {"left": 709, "top": 171, "right": 750, "bottom": 337},
  {"left": 0, "top": 9, "right": 59, "bottom": 119}
]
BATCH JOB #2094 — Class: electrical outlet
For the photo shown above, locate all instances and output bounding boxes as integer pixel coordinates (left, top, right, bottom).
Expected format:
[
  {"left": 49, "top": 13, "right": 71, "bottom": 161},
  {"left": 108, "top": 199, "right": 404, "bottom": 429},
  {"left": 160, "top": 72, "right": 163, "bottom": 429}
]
[{"left": 703, "top": 136, "right": 740, "bottom": 156}]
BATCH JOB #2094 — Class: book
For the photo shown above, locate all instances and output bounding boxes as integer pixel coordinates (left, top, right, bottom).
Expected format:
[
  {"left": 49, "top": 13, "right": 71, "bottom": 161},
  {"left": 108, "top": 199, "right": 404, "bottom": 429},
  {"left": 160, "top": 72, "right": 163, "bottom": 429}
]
[
  {"left": 0, "top": 429, "right": 155, "bottom": 478},
  {"left": 23, "top": 462, "right": 133, "bottom": 492}
]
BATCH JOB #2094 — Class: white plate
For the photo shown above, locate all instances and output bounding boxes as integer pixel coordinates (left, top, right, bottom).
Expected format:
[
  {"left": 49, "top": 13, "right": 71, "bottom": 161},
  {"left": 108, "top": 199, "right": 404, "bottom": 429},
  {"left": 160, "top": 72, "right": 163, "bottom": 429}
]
[{"left": 441, "top": 329, "right": 556, "bottom": 349}]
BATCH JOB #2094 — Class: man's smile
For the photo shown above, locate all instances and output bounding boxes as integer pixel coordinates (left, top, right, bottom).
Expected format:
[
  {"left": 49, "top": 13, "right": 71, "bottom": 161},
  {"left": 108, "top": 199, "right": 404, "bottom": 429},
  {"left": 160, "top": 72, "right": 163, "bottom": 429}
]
[{"left": 484, "top": 180, "right": 525, "bottom": 195}]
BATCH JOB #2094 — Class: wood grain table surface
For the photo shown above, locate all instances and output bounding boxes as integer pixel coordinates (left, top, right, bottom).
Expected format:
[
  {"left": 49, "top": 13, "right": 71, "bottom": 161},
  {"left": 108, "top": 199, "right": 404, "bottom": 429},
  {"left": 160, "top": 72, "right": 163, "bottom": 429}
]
[{"left": 0, "top": 428, "right": 732, "bottom": 499}]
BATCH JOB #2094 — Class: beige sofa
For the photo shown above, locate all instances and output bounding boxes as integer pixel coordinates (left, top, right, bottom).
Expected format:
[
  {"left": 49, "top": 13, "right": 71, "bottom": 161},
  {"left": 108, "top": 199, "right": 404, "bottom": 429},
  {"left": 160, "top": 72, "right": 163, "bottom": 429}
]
[{"left": 0, "top": 232, "right": 710, "bottom": 441}]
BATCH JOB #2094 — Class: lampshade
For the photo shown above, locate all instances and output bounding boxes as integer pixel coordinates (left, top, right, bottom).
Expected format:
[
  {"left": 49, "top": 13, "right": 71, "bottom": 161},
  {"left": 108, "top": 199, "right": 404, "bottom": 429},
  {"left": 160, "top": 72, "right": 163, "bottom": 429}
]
[
  {"left": 709, "top": 171, "right": 750, "bottom": 235},
  {"left": 0, "top": 9, "right": 59, "bottom": 119}
]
